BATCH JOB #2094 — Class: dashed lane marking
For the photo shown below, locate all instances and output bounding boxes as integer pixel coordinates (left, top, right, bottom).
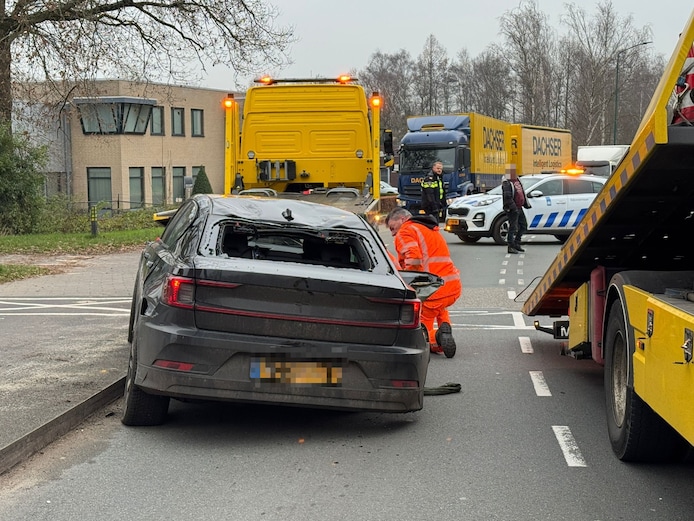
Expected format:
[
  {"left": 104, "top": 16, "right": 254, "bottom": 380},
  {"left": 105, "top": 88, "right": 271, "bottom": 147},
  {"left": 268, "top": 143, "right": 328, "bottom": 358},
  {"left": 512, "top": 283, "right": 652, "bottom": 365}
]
[
  {"left": 530, "top": 371, "right": 551, "bottom": 396},
  {"left": 552, "top": 426, "right": 587, "bottom": 467},
  {"left": 519, "top": 336, "right": 533, "bottom": 353}
]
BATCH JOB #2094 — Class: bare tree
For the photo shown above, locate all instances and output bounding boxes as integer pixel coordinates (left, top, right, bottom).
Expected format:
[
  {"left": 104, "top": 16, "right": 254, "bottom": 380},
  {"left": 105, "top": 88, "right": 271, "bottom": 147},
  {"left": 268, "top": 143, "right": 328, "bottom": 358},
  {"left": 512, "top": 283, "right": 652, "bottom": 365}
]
[
  {"left": 448, "top": 49, "right": 474, "bottom": 113},
  {"left": 413, "top": 35, "right": 449, "bottom": 115},
  {"left": 359, "top": 49, "right": 416, "bottom": 141},
  {"left": 499, "top": 0, "right": 556, "bottom": 125},
  {"left": 562, "top": 1, "right": 654, "bottom": 145},
  {"left": 469, "top": 46, "right": 512, "bottom": 120},
  {"left": 0, "top": 0, "right": 294, "bottom": 124}
]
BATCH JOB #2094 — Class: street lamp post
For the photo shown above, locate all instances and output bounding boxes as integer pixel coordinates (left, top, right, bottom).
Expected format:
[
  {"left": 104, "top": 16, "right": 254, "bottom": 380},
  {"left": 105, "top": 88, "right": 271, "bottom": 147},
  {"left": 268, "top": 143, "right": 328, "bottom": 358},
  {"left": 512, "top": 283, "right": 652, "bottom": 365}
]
[{"left": 613, "top": 41, "right": 651, "bottom": 144}]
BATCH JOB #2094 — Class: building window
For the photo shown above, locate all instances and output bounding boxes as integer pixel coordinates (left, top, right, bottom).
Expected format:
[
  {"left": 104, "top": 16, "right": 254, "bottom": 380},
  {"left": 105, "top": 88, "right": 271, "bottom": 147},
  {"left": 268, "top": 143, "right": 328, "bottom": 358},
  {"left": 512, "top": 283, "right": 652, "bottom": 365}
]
[
  {"left": 129, "top": 167, "right": 144, "bottom": 208},
  {"left": 87, "top": 167, "right": 112, "bottom": 206},
  {"left": 191, "top": 109, "right": 204, "bottom": 137},
  {"left": 172, "top": 107, "right": 185, "bottom": 136},
  {"left": 173, "top": 166, "right": 186, "bottom": 202},
  {"left": 75, "top": 97, "right": 155, "bottom": 135},
  {"left": 151, "top": 107, "right": 164, "bottom": 136},
  {"left": 152, "top": 167, "right": 166, "bottom": 206}
]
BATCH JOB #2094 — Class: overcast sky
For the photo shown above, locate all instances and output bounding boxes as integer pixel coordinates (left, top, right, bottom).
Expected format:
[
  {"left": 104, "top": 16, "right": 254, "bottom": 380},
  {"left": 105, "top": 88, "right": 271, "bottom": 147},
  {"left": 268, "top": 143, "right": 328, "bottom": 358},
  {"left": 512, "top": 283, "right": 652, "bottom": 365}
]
[{"left": 203, "top": 0, "right": 690, "bottom": 90}]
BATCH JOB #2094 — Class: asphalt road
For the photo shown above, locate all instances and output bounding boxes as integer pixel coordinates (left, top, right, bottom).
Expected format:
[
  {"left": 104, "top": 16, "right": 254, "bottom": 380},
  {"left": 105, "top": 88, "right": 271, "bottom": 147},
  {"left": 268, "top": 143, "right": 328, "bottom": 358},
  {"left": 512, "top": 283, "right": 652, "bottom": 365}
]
[{"left": 2, "top": 233, "right": 694, "bottom": 520}]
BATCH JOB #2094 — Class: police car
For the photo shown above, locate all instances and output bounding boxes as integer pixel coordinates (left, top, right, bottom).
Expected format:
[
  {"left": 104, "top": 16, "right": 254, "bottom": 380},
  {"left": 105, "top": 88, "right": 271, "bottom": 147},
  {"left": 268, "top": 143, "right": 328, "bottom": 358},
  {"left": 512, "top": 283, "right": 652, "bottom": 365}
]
[{"left": 444, "top": 173, "right": 607, "bottom": 244}]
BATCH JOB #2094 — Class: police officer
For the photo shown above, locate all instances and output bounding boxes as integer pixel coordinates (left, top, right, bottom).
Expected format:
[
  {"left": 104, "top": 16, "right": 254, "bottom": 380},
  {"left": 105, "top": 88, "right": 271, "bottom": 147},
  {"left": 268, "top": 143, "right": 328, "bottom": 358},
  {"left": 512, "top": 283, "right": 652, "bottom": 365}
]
[{"left": 421, "top": 160, "right": 445, "bottom": 221}]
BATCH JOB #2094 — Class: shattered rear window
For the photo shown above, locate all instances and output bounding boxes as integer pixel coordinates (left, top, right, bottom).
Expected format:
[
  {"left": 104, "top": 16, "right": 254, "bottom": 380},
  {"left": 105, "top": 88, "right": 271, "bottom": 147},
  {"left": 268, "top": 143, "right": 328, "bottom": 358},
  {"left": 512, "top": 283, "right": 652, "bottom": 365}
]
[{"left": 202, "top": 220, "right": 377, "bottom": 271}]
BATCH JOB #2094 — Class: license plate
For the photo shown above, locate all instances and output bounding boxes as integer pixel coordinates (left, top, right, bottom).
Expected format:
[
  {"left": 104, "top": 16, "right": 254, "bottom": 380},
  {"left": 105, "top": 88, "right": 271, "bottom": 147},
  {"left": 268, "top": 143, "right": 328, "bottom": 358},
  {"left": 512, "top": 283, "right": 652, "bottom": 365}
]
[
  {"left": 447, "top": 218, "right": 459, "bottom": 226},
  {"left": 250, "top": 358, "right": 343, "bottom": 385}
]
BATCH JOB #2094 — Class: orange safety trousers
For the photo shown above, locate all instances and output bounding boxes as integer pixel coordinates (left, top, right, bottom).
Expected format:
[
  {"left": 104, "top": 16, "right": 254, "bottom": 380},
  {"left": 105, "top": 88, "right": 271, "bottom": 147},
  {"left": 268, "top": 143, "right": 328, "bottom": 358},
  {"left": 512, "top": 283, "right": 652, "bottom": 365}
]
[{"left": 421, "top": 279, "right": 462, "bottom": 345}]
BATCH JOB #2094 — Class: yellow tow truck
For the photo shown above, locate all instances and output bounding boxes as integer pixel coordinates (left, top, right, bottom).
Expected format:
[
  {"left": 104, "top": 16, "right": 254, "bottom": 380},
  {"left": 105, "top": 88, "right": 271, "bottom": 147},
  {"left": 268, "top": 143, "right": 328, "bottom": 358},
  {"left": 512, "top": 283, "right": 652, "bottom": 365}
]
[
  {"left": 221, "top": 75, "right": 393, "bottom": 224},
  {"left": 524, "top": 11, "right": 694, "bottom": 462}
]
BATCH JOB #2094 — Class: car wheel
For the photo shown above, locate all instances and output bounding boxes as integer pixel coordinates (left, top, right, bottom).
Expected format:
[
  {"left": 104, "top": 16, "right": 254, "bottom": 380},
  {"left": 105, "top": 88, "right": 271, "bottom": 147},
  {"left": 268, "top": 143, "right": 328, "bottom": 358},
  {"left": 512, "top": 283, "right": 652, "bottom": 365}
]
[
  {"left": 554, "top": 235, "right": 569, "bottom": 244},
  {"left": 121, "top": 335, "right": 170, "bottom": 427},
  {"left": 456, "top": 234, "right": 481, "bottom": 243},
  {"left": 491, "top": 215, "right": 509, "bottom": 245},
  {"left": 604, "top": 299, "right": 687, "bottom": 461}
]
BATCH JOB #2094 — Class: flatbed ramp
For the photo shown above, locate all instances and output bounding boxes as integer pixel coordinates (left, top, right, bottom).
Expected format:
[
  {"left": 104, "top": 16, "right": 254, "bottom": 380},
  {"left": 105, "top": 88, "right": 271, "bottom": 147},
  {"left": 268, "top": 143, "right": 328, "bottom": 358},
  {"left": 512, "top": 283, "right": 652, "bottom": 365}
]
[{"left": 523, "top": 15, "right": 694, "bottom": 317}]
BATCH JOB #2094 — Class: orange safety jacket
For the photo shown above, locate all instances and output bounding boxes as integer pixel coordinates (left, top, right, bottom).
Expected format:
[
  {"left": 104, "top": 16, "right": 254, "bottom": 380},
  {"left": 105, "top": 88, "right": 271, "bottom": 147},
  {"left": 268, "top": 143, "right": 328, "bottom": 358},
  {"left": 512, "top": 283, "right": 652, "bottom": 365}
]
[{"left": 394, "top": 219, "right": 461, "bottom": 300}]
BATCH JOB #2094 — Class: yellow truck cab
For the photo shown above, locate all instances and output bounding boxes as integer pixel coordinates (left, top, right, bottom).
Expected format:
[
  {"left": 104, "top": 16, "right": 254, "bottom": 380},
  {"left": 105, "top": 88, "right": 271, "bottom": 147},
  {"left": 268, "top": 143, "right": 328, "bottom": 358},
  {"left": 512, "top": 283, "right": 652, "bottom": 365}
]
[{"left": 222, "top": 76, "right": 390, "bottom": 219}]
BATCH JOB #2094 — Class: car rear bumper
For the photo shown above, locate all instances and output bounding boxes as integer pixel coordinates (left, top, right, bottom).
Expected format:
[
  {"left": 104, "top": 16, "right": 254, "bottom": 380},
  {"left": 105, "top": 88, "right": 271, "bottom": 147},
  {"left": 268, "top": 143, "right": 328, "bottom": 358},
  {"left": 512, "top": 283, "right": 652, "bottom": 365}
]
[{"left": 133, "top": 321, "right": 429, "bottom": 413}]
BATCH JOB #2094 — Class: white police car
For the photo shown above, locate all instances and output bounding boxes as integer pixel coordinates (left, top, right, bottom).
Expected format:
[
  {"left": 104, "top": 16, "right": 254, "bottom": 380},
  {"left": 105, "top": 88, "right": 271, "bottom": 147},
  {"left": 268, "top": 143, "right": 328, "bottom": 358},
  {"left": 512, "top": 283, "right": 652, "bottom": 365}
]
[{"left": 444, "top": 173, "right": 606, "bottom": 244}]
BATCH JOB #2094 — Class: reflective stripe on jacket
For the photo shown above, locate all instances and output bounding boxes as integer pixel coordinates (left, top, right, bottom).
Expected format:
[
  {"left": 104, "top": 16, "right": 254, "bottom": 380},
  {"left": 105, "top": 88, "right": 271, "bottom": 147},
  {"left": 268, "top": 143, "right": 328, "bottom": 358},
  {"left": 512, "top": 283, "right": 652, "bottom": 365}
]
[{"left": 394, "top": 220, "right": 462, "bottom": 299}]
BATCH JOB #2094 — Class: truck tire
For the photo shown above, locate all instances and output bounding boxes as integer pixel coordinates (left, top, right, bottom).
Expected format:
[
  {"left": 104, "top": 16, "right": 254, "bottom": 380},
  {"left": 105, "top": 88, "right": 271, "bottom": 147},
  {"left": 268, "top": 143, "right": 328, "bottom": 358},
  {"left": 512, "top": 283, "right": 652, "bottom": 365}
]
[
  {"left": 456, "top": 234, "right": 481, "bottom": 243},
  {"left": 121, "top": 335, "right": 170, "bottom": 427},
  {"left": 491, "top": 215, "right": 509, "bottom": 245},
  {"left": 604, "top": 299, "right": 687, "bottom": 462}
]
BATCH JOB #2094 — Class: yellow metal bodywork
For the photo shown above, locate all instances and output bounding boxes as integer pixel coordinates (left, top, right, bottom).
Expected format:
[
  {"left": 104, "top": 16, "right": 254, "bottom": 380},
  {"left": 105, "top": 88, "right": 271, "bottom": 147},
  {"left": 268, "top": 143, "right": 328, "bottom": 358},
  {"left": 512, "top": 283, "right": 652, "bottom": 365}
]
[
  {"left": 224, "top": 83, "right": 379, "bottom": 199},
  {"left": 523, "top": 10, "right": 694, "bottom": 318},
  {"left": 624, "top": 285, "right": 694, "bottom": 444},
  {"left": 508, "top": 123, "right": 572, "bottom": 175},
  {"left": 567, "top": 283, "right": 589, "bottom": 352},
  {"left": 468, "top": 113, "right": 509, "bottom": 176}
]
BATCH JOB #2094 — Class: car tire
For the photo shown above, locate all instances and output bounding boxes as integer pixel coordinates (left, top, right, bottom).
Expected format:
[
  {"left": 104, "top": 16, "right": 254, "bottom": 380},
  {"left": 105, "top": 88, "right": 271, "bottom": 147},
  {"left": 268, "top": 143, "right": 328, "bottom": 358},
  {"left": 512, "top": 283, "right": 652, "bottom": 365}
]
[
  {"left": 456, "top": 234, "right": 481, "bottom": 243},
  {"left": 491, "top": 215, "right": 509, "bottom": 245},
  {"left": 604, "top": 299, "right": 687, "bottom": 462},
  {"left": 121, "top": 335, "right": 170, "bottom": 427}
]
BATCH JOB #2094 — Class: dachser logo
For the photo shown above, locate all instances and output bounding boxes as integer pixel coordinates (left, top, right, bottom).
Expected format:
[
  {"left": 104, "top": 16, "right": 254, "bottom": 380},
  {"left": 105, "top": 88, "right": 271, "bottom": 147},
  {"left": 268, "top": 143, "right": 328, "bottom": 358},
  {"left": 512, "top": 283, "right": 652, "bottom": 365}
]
[
  {"left": 483, "top": 126, "right": 505, "bottom": 151},
  {"left": 533, "top": 136, "right": 562, "bottom": 156}
]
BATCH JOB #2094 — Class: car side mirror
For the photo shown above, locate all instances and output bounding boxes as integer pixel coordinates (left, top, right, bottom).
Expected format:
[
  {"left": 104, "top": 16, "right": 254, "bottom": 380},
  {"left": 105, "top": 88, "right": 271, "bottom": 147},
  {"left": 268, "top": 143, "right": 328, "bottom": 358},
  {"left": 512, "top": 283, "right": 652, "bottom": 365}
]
[{"left": 528, "top": 190, "right": 543, "bottom": 198}]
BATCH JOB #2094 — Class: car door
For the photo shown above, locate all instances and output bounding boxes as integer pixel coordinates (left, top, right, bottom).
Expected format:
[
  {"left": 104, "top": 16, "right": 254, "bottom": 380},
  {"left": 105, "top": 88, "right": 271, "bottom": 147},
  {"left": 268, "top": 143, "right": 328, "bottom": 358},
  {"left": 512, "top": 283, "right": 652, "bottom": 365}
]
[
  {"left": 525, "top": 178, "right": 566, "bottom": 232},
  {"left": 563, "top": 178, "right": 603, "bottom": 228}
]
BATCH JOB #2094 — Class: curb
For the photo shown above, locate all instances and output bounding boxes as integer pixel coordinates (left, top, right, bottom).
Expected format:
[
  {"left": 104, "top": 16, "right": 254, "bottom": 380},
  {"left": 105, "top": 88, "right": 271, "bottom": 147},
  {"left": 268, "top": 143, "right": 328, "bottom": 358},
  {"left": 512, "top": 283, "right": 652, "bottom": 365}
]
[{"left": 0, "top": 377, "right": 125, "bottom": 476}]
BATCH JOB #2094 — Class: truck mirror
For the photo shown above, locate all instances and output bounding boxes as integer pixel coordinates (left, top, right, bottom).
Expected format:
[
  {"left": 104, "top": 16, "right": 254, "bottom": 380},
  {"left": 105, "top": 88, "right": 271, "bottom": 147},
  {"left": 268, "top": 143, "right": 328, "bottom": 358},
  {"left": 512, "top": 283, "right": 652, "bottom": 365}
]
[
  {"left": 383, "top": 130, "right": 394, "bottom": 155},
  {"left": 460, "top": 148, "right": 471, "bottom": 169}
]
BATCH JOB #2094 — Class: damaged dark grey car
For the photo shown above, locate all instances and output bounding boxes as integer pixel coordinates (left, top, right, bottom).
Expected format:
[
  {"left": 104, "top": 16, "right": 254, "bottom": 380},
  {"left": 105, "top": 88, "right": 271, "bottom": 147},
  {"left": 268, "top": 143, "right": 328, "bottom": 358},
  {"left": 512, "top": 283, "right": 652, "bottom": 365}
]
[{"left": 122, "top": 194, "right": 436, "bottom": 426}]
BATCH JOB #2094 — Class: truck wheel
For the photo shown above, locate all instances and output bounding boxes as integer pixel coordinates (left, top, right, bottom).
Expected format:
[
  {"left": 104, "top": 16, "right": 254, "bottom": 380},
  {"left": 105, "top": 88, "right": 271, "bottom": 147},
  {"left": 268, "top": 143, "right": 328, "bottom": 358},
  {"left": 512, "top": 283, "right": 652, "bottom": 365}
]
[
  {"left": 604, "top": 299, "right": 687, "bottom": 461},
  {"left": 491, "top": 215, "right": 509, "bottom": 245},
  {"left": 121, "top": 335, "right": 170, "bottom": 427},
  {"left": 456, "top": 234, "right": 481, "bottom": 243}
]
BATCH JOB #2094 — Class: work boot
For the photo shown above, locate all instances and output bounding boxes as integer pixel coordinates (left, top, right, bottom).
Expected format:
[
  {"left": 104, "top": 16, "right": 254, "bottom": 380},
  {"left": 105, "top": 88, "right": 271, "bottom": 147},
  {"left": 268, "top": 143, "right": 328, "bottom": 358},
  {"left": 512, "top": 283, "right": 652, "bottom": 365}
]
[
  {"left": 507, "top": 246, "right": 518, "bottom": 254},
  {"left": 430, "top": 344, "right": 444, "bottom": 355},
  {"left": 514, "top": 243, "right": 525, "bottom": 252},
  {"left": 435, "top": 322, "right": 456, "bottom": 359}
]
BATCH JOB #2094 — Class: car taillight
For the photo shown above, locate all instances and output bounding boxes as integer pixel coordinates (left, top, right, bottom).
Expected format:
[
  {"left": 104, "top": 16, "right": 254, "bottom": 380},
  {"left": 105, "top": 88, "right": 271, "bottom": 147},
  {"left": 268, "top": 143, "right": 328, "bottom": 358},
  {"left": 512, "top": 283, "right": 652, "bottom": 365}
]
[
  {"left": 365, "top": 297, "right": 422, "bottom": 329},
  {"left": 399, "top": 299, "right": 422, "bottom": 328},
  {"left": 162, "top": 275, "right": 195, "bottom": 308}
]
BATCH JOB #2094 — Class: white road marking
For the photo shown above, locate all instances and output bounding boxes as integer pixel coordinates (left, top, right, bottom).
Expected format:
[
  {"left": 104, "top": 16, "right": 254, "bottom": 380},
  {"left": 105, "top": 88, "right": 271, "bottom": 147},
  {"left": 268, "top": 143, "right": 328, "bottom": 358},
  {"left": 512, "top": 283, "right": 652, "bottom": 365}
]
[
  {"left": 518, "top": 279, "right": 525, "bottom": 285},
  {"left": 511, "top": 312, "right": 526, "bottom": 328},
  {"left": 0, "top": 297, "right": 131, "bottom": 316},
  {"left": 507, "top": 290, "right": 516, "bottom": 299},
  {"left": 517, "top": 269, "right": 523, "bottom": 275},
  {"left": 529, "top": 371, "right": 551, "bottom": 396},
  {"left": 519, "top": 336, "right": 533, "bottom": 353},
  {"left": 552, "top": 426, "right": 587, "bottom": 467},
  {"left": 499, "top": 278, "right": 506, "bottom": 285},
  {"left": 500, "top": 269, "right": 507, "bottom": 275}
]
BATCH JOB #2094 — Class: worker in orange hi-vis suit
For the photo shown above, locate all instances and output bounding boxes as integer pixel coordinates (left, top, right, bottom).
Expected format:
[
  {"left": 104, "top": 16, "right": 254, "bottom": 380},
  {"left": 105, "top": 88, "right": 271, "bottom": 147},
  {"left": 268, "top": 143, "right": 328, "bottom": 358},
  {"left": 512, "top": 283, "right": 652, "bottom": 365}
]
[{"left": 386, "top": 207, "right": 462, "bottom": 358}]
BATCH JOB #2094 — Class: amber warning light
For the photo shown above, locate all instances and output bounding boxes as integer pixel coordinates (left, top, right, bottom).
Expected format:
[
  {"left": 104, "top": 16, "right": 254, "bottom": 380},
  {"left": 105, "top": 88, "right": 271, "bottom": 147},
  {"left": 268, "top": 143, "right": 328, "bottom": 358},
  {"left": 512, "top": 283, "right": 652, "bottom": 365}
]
[
  {"left": 370, "top": 93, "right": 382, "bottom": 108},
  {"left": 223, "top": 94, "right": 234, "bottom": 109}
]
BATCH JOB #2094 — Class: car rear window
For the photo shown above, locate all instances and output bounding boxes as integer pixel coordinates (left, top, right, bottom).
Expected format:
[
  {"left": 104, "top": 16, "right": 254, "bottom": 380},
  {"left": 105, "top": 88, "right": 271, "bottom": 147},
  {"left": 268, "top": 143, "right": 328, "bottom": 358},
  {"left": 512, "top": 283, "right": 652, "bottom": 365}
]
[{"left": 216, "top": 225, "right": 373, "bottom": 271}]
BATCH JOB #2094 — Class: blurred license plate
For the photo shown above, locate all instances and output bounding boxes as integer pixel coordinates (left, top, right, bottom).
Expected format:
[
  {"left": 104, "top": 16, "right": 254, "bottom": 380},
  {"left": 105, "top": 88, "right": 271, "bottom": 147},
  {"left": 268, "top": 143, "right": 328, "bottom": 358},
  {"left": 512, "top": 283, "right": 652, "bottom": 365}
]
[
  {"left": 250, "top": 359, "right": 342, "bottom": 385},
  {"left": 447, "top": 218, "right": 459, "bottom": 226}
]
